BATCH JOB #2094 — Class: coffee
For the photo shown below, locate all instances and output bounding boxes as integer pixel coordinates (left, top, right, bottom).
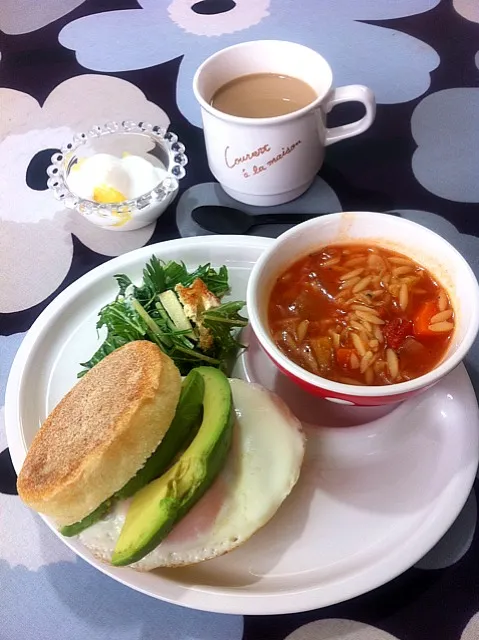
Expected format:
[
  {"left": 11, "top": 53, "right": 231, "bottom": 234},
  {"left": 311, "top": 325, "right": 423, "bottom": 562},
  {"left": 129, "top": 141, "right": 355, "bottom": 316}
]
[{"left": 210, "top": 72, "right": 317, "bottom": 118}]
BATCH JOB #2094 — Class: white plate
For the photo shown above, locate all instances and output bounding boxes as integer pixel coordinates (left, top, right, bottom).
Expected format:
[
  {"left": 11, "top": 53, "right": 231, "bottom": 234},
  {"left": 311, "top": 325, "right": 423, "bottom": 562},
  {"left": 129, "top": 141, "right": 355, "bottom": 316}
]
[{"left": 5, "top": 235, "right": 479, "bottom": 615}]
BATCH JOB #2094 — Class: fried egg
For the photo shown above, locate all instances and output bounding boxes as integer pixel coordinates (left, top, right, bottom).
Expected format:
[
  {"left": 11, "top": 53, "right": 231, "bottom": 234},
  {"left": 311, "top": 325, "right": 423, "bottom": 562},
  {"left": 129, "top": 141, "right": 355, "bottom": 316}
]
[
  {"left": 67, "top": 153, "right": 166, "bottom": 203},
  {"left": 78, "top": 379, "right": 305, "bottom": 570}
]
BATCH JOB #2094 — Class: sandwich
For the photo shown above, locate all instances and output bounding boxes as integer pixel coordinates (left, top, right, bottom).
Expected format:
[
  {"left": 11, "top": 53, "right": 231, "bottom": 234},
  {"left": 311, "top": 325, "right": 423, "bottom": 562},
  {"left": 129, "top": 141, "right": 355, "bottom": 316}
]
[{"left": 17, "top": 340, "right": 305, "bottom": 570}]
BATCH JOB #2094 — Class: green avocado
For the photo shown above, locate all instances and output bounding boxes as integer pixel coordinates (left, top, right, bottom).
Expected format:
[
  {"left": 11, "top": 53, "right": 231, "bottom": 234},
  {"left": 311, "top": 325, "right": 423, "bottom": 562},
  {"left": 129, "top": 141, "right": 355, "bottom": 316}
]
[
  {"left": 60, "top": 499, "right": 113, "bottom": 537},
  {"left": 111, "top": 366, "right": 234, "bottom": 567},
  {"left": 60, "top": 369, "right": 205, "bottom": 538},
  {"left": 116, "top": 369, "right": 205, "bottom": 499}
]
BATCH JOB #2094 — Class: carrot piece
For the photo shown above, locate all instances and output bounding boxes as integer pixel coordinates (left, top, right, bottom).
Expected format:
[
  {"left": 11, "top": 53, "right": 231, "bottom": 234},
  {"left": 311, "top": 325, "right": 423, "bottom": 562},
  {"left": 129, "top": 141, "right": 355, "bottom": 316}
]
[
  {"left": 336, "top": 348, "right": 354, "bottom": 368},
  {"left": 414, "top": 300, "right": 438, "bottom": 337}
]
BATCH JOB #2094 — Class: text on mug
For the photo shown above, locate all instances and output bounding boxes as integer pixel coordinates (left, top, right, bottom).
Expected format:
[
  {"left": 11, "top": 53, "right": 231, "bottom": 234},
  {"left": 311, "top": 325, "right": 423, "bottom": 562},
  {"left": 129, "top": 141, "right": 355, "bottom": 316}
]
[{"left": 224, "top": 140, "right": 302, "bottom": 179}]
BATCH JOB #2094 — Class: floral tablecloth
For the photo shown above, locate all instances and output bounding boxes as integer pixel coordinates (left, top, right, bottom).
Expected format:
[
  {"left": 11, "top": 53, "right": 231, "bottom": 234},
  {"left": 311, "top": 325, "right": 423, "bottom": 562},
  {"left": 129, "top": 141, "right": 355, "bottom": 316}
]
[{"left": 2, "top": 1, "right": 479, "bottom": 639}]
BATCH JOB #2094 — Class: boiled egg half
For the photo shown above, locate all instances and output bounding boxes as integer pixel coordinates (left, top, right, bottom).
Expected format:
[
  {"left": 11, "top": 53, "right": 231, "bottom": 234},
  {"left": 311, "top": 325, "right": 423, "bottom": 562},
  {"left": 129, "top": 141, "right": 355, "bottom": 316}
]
[{"left": 67, "top": 153, "right": 166, "bottom": 204}]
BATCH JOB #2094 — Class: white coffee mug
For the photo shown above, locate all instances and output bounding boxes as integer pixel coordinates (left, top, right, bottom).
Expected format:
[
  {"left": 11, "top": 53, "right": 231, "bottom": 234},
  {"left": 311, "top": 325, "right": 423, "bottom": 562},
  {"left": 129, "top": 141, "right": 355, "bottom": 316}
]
[{"left": 193, "top": 40, "right": 376, "bottom": 207}]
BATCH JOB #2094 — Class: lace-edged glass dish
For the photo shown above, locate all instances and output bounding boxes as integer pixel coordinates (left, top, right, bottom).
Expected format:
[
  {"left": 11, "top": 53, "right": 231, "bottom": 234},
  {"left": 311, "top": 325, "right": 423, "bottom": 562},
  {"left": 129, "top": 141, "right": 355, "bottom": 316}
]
[{"left": 46, "top": 121, "right": 188, "bottom": 231}]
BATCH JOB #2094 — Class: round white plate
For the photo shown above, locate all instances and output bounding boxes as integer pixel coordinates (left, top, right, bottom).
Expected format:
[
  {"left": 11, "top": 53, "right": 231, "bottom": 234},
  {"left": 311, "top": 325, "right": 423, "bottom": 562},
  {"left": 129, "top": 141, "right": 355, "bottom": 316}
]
[{"left": 5, "top": 235, "right": 479, "bottom": 615}]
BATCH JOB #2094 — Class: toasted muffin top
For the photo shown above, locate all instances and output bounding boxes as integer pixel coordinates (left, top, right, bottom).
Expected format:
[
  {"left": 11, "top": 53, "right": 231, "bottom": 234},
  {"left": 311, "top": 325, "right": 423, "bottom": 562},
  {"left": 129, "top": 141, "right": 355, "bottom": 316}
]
[{"left": 17, "top": 341, "right": 181, "bottom": 526}]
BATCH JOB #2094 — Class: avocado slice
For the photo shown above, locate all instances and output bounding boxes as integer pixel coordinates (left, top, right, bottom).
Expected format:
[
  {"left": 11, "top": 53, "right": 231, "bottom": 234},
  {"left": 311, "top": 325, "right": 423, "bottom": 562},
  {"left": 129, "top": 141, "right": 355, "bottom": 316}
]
[
  {"left": 60, "top": 499, "right": 113, "bottom": 537},
  {"left": 111, "top": 366, "right": 234, "bottom": 566},
  {"left": 116, "top": 370, "right": 205, "bottom": 499},
  {"left": 60, "top": 370, "right": 205, "bottom": 537}
]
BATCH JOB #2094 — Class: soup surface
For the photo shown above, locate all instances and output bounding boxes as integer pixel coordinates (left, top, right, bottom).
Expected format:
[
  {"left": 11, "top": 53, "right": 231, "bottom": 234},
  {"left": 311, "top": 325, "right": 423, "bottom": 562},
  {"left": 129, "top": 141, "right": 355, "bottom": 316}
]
[{"left": 268, "top": 244, "right": 454, "bottom": 386}]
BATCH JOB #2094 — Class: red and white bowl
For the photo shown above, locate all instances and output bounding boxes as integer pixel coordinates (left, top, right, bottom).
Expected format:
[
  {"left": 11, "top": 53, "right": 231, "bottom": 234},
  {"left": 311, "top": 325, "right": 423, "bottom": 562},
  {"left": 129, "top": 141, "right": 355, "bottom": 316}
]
[{"left": 246, "top": 211, "right": 479, "bottom": 406}]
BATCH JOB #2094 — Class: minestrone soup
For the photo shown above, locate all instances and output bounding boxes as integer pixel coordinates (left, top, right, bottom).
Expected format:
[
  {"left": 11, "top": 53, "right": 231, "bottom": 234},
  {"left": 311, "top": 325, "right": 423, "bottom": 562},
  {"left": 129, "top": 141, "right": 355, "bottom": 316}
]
[{"left": 268, "top": 244, "right": 454, "bottom": 386}]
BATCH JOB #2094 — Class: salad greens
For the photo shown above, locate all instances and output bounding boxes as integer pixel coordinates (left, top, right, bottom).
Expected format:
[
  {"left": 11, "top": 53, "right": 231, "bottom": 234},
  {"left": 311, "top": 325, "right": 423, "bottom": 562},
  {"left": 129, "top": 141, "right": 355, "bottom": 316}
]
[{"left": 78, "top": 256, "right": 248, "bottom": 377}]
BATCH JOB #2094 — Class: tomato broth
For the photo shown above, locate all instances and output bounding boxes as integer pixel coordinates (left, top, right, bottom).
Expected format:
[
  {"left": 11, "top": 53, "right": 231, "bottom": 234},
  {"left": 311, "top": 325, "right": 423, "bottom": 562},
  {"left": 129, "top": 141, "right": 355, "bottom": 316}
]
[{"left": 268, "top": 244, "right": 454, "bottom": 386}]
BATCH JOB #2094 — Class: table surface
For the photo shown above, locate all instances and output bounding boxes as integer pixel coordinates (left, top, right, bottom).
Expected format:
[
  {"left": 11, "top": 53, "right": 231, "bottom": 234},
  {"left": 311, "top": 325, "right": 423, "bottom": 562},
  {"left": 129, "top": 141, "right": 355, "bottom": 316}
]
[{"left": 2, "top": 1, "right": 479, "bottom": 639}]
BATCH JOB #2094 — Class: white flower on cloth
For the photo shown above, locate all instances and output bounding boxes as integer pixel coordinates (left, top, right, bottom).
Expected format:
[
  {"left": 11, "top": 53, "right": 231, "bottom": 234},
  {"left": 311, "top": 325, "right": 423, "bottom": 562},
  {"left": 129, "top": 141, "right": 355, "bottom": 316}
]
[
  {"left": 453, "top": 0, "right": 479, "bottom": 24},
  {"left": 284, "top": 615, "right": 479, "bottom": 640},
  {"left": 284, "top": 619, "right": 399, "bottom": 640},
  {"left": 411, "top": 89, "right": 479, "bottom": 203},
  {"left": 167, "top": 0, "right": 270, "bottom": 36},
  {"left": 59, "top": 0, "right": 440, "bottom": 126},
  {"left": 0, "top": 74, "right": 170, "bottom": 313},
  {"left": 462, "top": 613, "right": 479, "bottom": 639},
  {"left": 0, "top": 0, "right": 87, "bottom": 34}
]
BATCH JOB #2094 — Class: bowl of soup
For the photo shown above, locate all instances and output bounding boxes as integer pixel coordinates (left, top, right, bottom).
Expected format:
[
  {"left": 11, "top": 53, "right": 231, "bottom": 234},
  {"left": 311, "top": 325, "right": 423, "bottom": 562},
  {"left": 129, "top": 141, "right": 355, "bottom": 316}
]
[{"left": 246, "top": 212, "right": 479, "bottom": 406}]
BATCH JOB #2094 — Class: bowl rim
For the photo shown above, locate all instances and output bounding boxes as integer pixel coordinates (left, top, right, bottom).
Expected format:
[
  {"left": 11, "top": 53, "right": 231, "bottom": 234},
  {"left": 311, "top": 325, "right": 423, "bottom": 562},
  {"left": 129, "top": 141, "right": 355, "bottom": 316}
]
[{"left": 247, "top": 211, "right": 479, "bottom": 398}]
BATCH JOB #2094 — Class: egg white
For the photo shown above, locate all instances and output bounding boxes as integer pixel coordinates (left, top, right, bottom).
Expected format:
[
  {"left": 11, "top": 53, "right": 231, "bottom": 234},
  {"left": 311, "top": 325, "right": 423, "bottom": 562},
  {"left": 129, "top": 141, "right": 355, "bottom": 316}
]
[
  {"left": 78, "top": 379, "right": 305, "bottom": 571},
  {"left": 67, "top": 153, "right": 166, "bottom": 201}
]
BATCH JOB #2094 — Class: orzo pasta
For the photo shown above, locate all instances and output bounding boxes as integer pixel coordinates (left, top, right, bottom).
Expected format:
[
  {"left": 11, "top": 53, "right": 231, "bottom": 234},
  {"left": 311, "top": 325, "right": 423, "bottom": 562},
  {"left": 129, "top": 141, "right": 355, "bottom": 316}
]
[{"left": 268, "top": 244, "right": 454, "bottom": 385}]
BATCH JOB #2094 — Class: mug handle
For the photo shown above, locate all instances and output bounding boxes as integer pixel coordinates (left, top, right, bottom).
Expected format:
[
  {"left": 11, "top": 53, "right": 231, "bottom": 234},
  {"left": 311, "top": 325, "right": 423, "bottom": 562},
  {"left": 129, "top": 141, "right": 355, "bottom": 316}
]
[{"left": 324, "top": 85, "right": 376, "bottom": 146}]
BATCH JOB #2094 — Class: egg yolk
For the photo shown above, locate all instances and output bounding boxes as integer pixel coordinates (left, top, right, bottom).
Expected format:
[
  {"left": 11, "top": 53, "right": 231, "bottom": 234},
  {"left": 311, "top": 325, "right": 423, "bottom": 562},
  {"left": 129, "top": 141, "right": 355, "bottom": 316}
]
[{"left": 93, "top": 184, "right": 126, "bottom": 204}]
